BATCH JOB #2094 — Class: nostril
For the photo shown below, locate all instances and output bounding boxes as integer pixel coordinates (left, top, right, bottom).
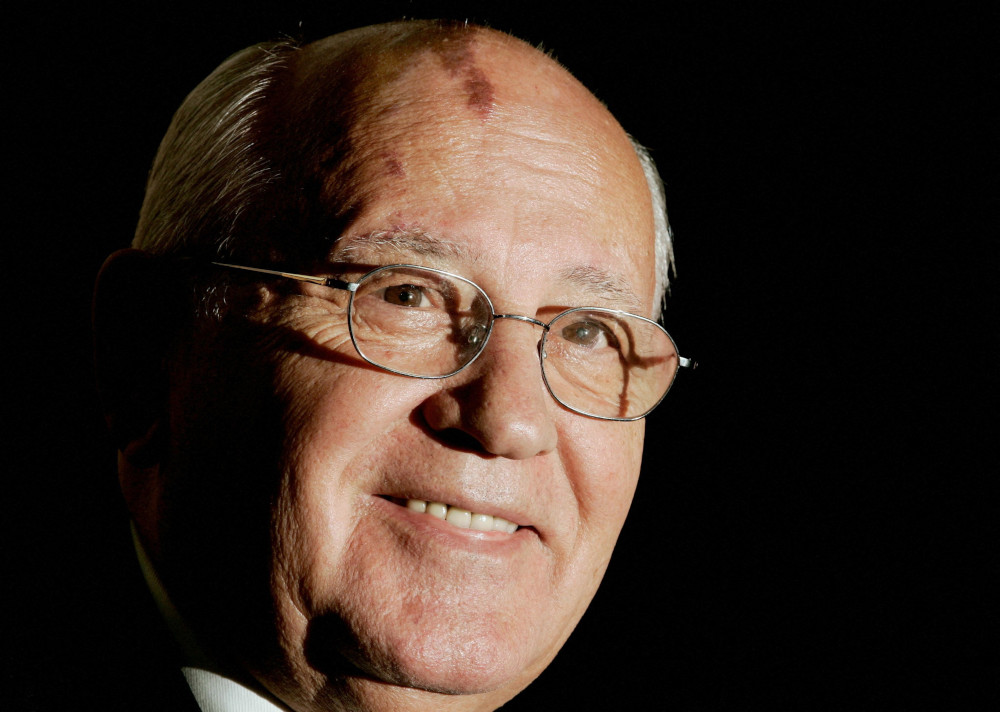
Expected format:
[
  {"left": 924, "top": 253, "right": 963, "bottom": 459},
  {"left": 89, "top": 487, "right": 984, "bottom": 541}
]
[
  {"left": 415, "top": 405, "right": 491, "bottom": 454},
  {"left": 433, "top": 428, "right": 485, "bottom": 454}
]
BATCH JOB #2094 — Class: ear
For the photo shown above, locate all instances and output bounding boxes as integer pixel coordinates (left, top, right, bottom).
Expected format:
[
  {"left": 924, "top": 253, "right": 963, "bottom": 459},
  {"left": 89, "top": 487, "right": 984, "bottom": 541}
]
[{"left": 93, "top": 249, "right": 186, "bottom": 468}]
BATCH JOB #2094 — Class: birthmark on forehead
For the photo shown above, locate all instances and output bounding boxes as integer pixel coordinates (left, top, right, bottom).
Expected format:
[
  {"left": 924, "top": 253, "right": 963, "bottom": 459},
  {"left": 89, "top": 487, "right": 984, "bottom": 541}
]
[
  {"left": 430, "top": 34, "right": 496, "bottom": 120},
  {"left": 381, "top": 150, "right": 405, "bottom": 178},
  {"left": 433, "top": 33, "right": 475, "bottom": 74},
  {"left": 463, "top": 69, "right": 495, "bottom": 118}
]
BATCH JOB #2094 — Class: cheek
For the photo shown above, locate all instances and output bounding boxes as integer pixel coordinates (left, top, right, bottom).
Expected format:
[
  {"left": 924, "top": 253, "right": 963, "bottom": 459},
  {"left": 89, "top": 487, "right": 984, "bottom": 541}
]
[
  {"left": 272, "top": 350, "right": 429, "bottom": 467},
  {"left": 560, "top": 417, "right": 645, "bottom": 541},
  {"left": 266, "top": 352, "right": 436, "bottom": 590}
]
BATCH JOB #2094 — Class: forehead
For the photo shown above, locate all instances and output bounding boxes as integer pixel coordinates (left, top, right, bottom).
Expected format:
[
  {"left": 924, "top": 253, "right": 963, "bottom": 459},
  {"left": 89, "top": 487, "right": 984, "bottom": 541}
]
[{"left": 287, "top": 31, "right": 655, "bottom": 308}]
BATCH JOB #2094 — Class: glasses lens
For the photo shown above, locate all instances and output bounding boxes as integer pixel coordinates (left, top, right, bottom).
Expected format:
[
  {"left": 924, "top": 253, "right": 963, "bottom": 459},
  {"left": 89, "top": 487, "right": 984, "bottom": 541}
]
[
  {"left": 541, "top": 309, "right": 678, "bottom": 419},
  {"left": 349, "top": 266, "right": 492, "bottom": 377}
]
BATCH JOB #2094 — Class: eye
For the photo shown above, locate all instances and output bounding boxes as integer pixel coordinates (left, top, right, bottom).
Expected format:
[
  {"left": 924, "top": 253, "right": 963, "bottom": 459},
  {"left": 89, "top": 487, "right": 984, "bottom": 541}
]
[
  {"left": 561, "top": 320, "right": 614, "bottom": 349},
  {"left": 381, "top": 284, "right": 430, "bottom": 308}
]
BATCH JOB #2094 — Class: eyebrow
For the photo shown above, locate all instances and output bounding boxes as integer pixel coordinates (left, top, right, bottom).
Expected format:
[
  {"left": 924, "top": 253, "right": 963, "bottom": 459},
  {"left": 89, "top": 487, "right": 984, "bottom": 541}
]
[
  {"left": 333, "top": 228, "right": 468, "bottom": 261},
  {"left": 332, "top": 227, "right": 644, "bottom": 312},
  {"left": 558, "top": 265, "right": 644, "bottom": 313}
]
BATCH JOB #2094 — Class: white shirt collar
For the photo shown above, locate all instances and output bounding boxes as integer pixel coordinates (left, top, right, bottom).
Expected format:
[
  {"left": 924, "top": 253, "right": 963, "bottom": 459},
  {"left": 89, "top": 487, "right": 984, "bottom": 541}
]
[
  {"left": 181, "top": 667, "right": 290, "bottom": 712},
  {"left": 132, "top": 523, "right": 291, "bottom": 712}
]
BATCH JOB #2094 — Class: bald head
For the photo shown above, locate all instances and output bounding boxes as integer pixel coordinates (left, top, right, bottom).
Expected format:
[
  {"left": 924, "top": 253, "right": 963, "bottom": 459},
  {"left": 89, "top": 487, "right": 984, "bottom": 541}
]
[{"left": 135, "top": 20, "right": 673, "bottom": 303}]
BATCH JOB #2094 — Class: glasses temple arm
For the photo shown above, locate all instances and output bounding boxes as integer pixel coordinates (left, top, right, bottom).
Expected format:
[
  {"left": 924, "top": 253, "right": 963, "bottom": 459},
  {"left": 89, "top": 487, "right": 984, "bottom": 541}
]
[{"left": 211, "top": 262, "right": 357, "bottom": 292}]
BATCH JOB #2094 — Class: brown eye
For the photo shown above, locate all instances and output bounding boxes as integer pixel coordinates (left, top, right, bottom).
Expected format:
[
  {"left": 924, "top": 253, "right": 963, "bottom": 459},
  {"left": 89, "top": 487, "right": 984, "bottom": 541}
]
[
  {"left": 561, "top": 321, "right": 612, "bottom": 348},
  {"left": 382, "top": 284, "right": 428, "bottom": 307}
]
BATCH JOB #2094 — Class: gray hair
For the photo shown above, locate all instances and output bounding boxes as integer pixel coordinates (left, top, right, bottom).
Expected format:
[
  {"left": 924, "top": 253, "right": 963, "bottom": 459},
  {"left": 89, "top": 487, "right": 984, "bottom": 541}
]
[
  {"left": 631, "top": 138, "right": 676, "bottom": 311},
  {"left": 133, "top": 40, "right": 296, "bottom": 256},
  {"left": 134, "top": 38, "right": 675, "bottom": 309}
]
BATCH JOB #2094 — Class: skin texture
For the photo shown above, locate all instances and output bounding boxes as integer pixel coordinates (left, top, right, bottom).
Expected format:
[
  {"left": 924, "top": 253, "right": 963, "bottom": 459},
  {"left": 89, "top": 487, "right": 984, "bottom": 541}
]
[{"left": 112, "top": 23, "right": 657, "bottom": 712}]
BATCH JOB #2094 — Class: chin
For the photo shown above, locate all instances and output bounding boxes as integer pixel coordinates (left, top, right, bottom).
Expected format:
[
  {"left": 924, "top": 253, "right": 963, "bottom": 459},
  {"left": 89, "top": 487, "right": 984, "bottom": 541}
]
[
  {"left": 305, "top": 609, "right": 543, "bottom": 700},
  {"left": 387, "top": 635, "right": 536, "bottom": 696}
]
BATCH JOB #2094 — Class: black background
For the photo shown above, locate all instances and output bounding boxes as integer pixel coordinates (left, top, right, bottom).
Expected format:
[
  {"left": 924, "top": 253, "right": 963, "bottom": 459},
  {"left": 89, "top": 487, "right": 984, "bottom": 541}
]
[{"left": 7, "top": 1, "right": 992, "bottom": 709}]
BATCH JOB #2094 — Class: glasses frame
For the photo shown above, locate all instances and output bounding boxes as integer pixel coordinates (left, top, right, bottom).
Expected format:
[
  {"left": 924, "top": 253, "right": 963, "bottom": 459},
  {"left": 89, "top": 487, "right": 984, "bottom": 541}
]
[{"left": 212, "top": 261, "right": 696, "bottom": 421}]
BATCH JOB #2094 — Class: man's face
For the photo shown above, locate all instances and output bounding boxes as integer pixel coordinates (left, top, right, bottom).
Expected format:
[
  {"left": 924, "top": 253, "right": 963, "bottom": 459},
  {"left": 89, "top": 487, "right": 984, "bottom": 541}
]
[{"left": 154, "top": 38, "right": 657, "bottom": 710}]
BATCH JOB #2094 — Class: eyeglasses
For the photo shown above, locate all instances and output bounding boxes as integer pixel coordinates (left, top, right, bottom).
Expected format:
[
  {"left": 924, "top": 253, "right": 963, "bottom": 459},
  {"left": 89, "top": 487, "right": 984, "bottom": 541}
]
[{"left": 212, "top": 262, "right": 696, "bottom": 421}]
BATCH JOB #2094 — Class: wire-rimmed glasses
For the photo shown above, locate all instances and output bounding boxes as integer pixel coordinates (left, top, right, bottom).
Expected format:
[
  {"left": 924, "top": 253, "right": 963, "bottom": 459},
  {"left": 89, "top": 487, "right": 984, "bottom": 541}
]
[{"left": 213, "top": 262, "right": 696, "bottom": 421}]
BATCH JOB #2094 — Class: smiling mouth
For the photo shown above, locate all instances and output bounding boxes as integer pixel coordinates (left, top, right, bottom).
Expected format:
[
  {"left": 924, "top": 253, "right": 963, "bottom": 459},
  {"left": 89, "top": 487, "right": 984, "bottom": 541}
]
[{"left": 383, "top": 496, "right": 520, "bottom": 533}]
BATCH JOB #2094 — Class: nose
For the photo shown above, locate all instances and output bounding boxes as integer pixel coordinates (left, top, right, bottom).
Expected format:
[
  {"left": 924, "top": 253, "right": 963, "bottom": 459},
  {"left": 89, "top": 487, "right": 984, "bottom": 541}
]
[{"left": 420, "top": 318, "right": 558, "bottom": 459}]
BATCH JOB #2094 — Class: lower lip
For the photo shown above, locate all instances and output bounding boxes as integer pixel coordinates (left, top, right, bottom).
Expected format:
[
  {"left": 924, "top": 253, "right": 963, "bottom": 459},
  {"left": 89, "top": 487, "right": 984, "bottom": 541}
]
[{"left": 371, "top": 496, "right": 535, "bottom": 553}]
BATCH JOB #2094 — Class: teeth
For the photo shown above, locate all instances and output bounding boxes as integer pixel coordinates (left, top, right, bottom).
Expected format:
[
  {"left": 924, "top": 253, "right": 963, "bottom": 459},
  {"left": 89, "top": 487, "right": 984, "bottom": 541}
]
[
  {"left": 405, "top": 499, "right": 518, "bottom": 534},
  {"left": 470, "top": 513, "right": 493, "bottom": 532}
]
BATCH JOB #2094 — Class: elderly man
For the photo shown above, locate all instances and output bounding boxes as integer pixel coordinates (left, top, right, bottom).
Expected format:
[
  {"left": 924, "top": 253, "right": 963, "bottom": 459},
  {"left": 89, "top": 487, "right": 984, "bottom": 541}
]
[{"left": 93, "top": 19, "right": 691, "bottom": 712}]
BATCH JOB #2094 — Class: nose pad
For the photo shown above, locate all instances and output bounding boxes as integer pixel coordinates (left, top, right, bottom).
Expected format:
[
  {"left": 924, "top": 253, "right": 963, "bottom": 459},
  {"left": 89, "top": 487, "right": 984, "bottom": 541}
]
[{"left": 420, "top": 320, "right": 558, "bottom": 459}]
